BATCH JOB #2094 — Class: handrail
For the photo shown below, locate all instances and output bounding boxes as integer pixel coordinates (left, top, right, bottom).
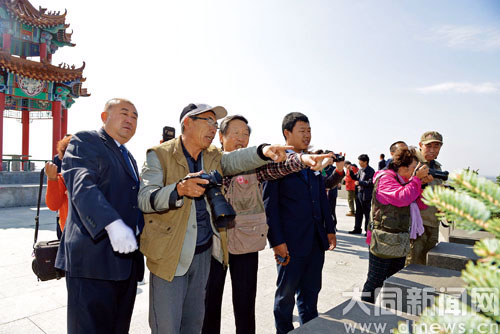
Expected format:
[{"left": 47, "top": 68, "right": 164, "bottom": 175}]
[
  {"left": 1, "top": 158, "right": 51, "bottom": 172},
  {"left": 2, "top": 159, "right": 50, "bottom": 162}
]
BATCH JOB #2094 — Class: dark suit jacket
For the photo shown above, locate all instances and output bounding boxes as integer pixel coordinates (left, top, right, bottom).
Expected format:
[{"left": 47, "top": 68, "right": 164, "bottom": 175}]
[
  {"left": 55, "top": 128, "right": 144, "bottom": 281},
  {"left": 378, "top": 159, "right": 386, "bottom": 170},
  {"left": 263, "top": 169, "right": 335, "bottom": 257},
  {"left": 350, "top": 165, "right": 375, "bottom": 201}
]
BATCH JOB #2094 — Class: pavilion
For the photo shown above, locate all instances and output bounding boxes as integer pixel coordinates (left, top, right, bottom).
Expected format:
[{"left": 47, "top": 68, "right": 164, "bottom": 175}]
[{"left": 0, "top": 0, "right": 89, "bottom": 171}]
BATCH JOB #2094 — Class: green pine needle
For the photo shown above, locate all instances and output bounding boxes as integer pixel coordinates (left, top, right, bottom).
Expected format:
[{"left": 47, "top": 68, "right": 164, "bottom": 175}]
[
  {"left": 451, "top": 170, "right": 500, "bottom": 213},
  {"left": 422, "top": 185, "right": 491, "bottom": 230}
]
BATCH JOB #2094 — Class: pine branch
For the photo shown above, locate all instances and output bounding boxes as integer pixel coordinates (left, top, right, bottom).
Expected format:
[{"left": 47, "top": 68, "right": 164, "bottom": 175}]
[
  {"left": 451, "top": 170, "right": 500, "bottom": 213},
  {"left": 462, "top": 261, "right": 500, "bottom": 322},
  {"left": 397, "top": 170, "right": 500, "bottom": 333},
  {"left": 422, "top": 186, "right": 492, "bottom": 232},
  {"left": 473, "top": 238, "right": 500, "bottom": 262}
]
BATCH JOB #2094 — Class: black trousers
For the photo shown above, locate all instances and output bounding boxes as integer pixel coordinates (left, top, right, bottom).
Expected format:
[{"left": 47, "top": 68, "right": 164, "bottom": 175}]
[
  {"left": 203, "top": 252, "right": 259, "bottom": 334},
  {"left": 354, "top": 196, "right": 371, "bottom": 232},
  {"left": 328, "top": 193, "right": 337, "bottom": 225},
  {"left": 66, "top": 255, "right": 139, "bottom": 334},
  {"left": 361, "top": 252, "right": 406, "bottom": 304},
  {"left": 56, "top": 216, "right": 62, "bottom": 240},
  {"left": 273, "top": 236, "right": 325, "bottom": 334}
]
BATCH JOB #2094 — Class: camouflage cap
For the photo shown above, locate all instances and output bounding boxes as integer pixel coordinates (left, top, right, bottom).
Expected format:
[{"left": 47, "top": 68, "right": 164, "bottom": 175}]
[{"left": 420, "top": 131, "right": 443, "bottom": 145}]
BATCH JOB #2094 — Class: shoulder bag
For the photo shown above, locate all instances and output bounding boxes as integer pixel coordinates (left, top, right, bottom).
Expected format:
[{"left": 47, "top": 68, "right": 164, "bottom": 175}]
[{"left": 32, "top": 168, "right": 65, "bottom": 281}]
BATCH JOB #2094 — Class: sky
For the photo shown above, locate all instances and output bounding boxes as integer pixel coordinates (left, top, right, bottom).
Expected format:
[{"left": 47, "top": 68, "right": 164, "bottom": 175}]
[{"left": 3, "top": 0, "right": 500, "bottom": 177}]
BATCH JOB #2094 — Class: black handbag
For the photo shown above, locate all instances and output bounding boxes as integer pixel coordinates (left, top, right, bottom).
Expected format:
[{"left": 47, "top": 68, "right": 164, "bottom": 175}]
[{"left": 32, "top": 168, "right": 65, "bottom": 281}]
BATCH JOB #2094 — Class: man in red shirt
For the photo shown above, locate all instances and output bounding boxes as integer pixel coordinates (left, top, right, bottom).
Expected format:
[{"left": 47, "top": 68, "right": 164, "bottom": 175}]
[{"left": 344, "top": 161, "right": 358, "bottom": 217}]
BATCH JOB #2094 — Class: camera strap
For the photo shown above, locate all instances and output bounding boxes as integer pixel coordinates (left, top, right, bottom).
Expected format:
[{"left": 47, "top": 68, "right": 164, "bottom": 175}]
[{"left": 33, "top": 168, "right": 45, "bottom": 248}]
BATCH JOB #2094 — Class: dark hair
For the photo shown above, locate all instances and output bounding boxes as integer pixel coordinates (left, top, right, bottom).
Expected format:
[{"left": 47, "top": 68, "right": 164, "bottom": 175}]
[
  {"left": 389, "top": 141, "right": 407, "bottom": 153},
  {"left": 358, "top": 154, "right": 369, "bottom": 163},
  {"left": 344, "top": 160, "right": 351, "bottom": 165},
  {"left": 219, "top": 114, "right": 251, "bottom": 136},
  {"left": 57, "top": 134, "right": 72, "bottom": 159},
  {"left": 313, "top": 149, "right": 324, "bottom": 154},
  {"left": 387, "top": 147, "right": 417, "bottom": 172},
  {"left": 380, "top": 154, "right": 385, "bottom": 159},
  {"left": 282, "top": 112, "right": 309, "bottom": 139}
]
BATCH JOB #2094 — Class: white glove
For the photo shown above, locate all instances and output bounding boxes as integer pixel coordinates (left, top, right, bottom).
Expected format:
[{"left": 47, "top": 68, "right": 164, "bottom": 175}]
[{"left": 105, "top": 219, "right": 138, "bottom": 254}]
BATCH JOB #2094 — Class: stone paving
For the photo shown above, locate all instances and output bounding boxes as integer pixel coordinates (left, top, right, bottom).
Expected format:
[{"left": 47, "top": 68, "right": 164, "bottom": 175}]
[{"left": 0, "top": 199, "right": 371, "bottom": 333}]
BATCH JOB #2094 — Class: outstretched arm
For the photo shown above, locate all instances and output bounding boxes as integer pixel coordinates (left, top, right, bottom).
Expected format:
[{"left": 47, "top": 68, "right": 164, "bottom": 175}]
[{"left": 257, "top": 152, "right": 334, "bottom": 182}]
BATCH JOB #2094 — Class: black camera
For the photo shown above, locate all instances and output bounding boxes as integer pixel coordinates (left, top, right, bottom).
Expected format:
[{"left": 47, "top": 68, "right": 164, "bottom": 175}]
[
  {"left": 188, "top": 170, "right": 236, "bottom": 228},
  {"left": 162, "top": 126, "right": 176, "bottom": 143},
  {"left": 332, "top": 153, "right": 345, "bottom": 162},
  {"left": 428, "top": 169, "right": 449, "bottom": 181}
]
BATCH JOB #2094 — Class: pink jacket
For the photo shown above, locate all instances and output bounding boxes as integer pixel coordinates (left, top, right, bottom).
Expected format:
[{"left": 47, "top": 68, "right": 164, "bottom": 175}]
[{"left": 373, "top": 169, "right": 426, "bottom": 209}]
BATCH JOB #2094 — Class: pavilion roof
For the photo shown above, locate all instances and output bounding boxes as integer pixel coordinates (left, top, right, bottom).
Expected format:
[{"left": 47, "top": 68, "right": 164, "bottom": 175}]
[
  {"left": 55, "top": 29, "right": 75, "bottom": 47},
  {"left": 0, "top": 51, "right": 86, "bottom": 83},
  {"left": 0, "top": 0, "right": 68, "bottom": 28}
]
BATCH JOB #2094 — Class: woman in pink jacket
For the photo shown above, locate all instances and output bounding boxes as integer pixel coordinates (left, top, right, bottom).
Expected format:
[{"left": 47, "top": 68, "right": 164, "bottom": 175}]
[{"left": 361, "top": 147, "right": 429, "bottom": 303}]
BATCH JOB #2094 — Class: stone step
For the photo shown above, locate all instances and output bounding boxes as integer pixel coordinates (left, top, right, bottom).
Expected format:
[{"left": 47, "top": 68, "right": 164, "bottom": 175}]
[
  {"left": 427, "top": 242, "right": 479, "bottom": 271},
  {"left": 0, "top": 184, "right": 47, "bottom": 208},
  {"left": 0, "top": 171, "right": 45, "bottom": 185},
  {"left": 291, "top": 299, "right": 418, "bottom": 333},
  {"left": 449, "top": 229, "right": 495, "bottom": 246},
  {"left": 379, "top": 264, "right": 466, "bottom": 316}
]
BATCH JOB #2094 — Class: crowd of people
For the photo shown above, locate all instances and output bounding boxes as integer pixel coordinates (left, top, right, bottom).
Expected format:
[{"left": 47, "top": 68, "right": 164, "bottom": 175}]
[{"left": 45, "top": 98, "right": 445, "bottom": 334}]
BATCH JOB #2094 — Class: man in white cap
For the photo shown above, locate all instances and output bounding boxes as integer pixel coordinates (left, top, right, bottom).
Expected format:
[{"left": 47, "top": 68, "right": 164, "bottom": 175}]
[{"left": 138, "top": 103, "right": 292, "bottom": 334}]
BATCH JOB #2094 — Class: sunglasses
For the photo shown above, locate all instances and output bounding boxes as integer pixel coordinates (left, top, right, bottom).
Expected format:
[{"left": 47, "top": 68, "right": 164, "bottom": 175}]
[{"left": 190, "top": 116, "right": 219, "bottom": 129}]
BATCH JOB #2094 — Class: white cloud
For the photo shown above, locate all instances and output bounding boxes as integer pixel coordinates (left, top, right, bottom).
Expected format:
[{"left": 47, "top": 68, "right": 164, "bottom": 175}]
[
  {"left": 417, "top": 82, "right": 499, "bottom": 94},
  {"left": 427, "top": 25, "right": 500, "bottom": 51}
]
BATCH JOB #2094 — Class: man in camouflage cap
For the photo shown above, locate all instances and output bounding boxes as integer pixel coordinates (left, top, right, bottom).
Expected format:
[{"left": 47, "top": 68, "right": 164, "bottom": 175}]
[{"left": 407, "top": 131, "right": 444, "bottom": 265}]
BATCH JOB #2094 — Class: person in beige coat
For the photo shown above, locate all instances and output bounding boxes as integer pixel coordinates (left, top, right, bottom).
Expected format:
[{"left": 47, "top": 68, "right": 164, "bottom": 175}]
[{"left": 138, "top": 103, "right": 293, "bottom": 334}]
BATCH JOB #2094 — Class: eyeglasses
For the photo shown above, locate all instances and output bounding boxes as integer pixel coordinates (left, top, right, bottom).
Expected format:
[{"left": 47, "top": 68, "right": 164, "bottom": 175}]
[{"left": 190, "top": 116, "right": 219, "bottom": 129}]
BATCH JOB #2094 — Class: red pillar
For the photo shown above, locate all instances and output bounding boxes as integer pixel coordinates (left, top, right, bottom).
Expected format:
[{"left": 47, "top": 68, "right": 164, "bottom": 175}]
[
  {"left": 40, "top": 42, "right": 47, "bottom": 62},
  {"left": 61, "top": 108, "right": 68, "bottom": 137},
  {"left": 52, "top": 101, "right": 61, "bottom": 157},
  {"left": 22, "top": 109, "right": 29, "bottom": 169},
  {"left": 47, "top": 53, "right": 52, "bottom": 64},
  {"left": 0, "top": 93, "right": 4, "bottom": 171},
  {"left": 2, "top": 33, "right": 11, "bottom": 51}
]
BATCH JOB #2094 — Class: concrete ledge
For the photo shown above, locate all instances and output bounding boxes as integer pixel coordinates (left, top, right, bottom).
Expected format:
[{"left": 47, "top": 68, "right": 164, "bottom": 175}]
[
  {"left": 0, "top": 184, "right": 46, "bottom": 208},
  {"left": 449, "top": 229, "right": 495, "bottom": 246},
  {"left": 380, "top": 264, "right": 465, "bottom": 316},
  {"left": 427, "top": 242, "right": 479, "bottom": 271},
  {"left": 0, "top": 171, "right": 45, "bottom": 185},
  {"left": 292, "top": 299, "right": 417, "bottom": 333}
]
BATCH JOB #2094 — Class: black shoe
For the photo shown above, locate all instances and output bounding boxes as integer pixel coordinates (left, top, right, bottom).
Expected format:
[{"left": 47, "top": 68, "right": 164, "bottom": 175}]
[{"left": 348, "top": 230, "right": 362, "bottom": 235}]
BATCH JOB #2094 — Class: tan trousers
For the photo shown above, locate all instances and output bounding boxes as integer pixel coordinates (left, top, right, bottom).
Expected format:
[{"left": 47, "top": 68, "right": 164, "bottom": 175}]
[
  {"left": 347, "top": 190, "right": 355, "bottom": 213},
  {"left": 406, "top": 224, "right": 439, "bottom": 265}
]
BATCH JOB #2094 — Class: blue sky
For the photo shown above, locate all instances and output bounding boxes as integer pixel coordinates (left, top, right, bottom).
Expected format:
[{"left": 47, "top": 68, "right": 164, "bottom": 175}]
[{"left": 4, "top": 0, "right": 500, "bottom": 176}]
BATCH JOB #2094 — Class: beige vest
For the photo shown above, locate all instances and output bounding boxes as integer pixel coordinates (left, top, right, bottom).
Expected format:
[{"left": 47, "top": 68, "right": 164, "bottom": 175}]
[{"left": 140, "top": 137, "right": 224, "bottom": 281}]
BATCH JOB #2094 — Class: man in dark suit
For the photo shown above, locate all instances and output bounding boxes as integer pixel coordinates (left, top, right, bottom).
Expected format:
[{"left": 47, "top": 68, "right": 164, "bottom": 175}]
[
  {"left": 378, "top": 154, "right": 386, "bottom": 170},
  {"left": 349, "top": 154, "right": 375, "bottom": 234},
  {"left": 55, "top": 98, "right": 144, "bottom": 334},
  {"left": 263, "top": 112, "right": 339, "bottom": 334}
]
